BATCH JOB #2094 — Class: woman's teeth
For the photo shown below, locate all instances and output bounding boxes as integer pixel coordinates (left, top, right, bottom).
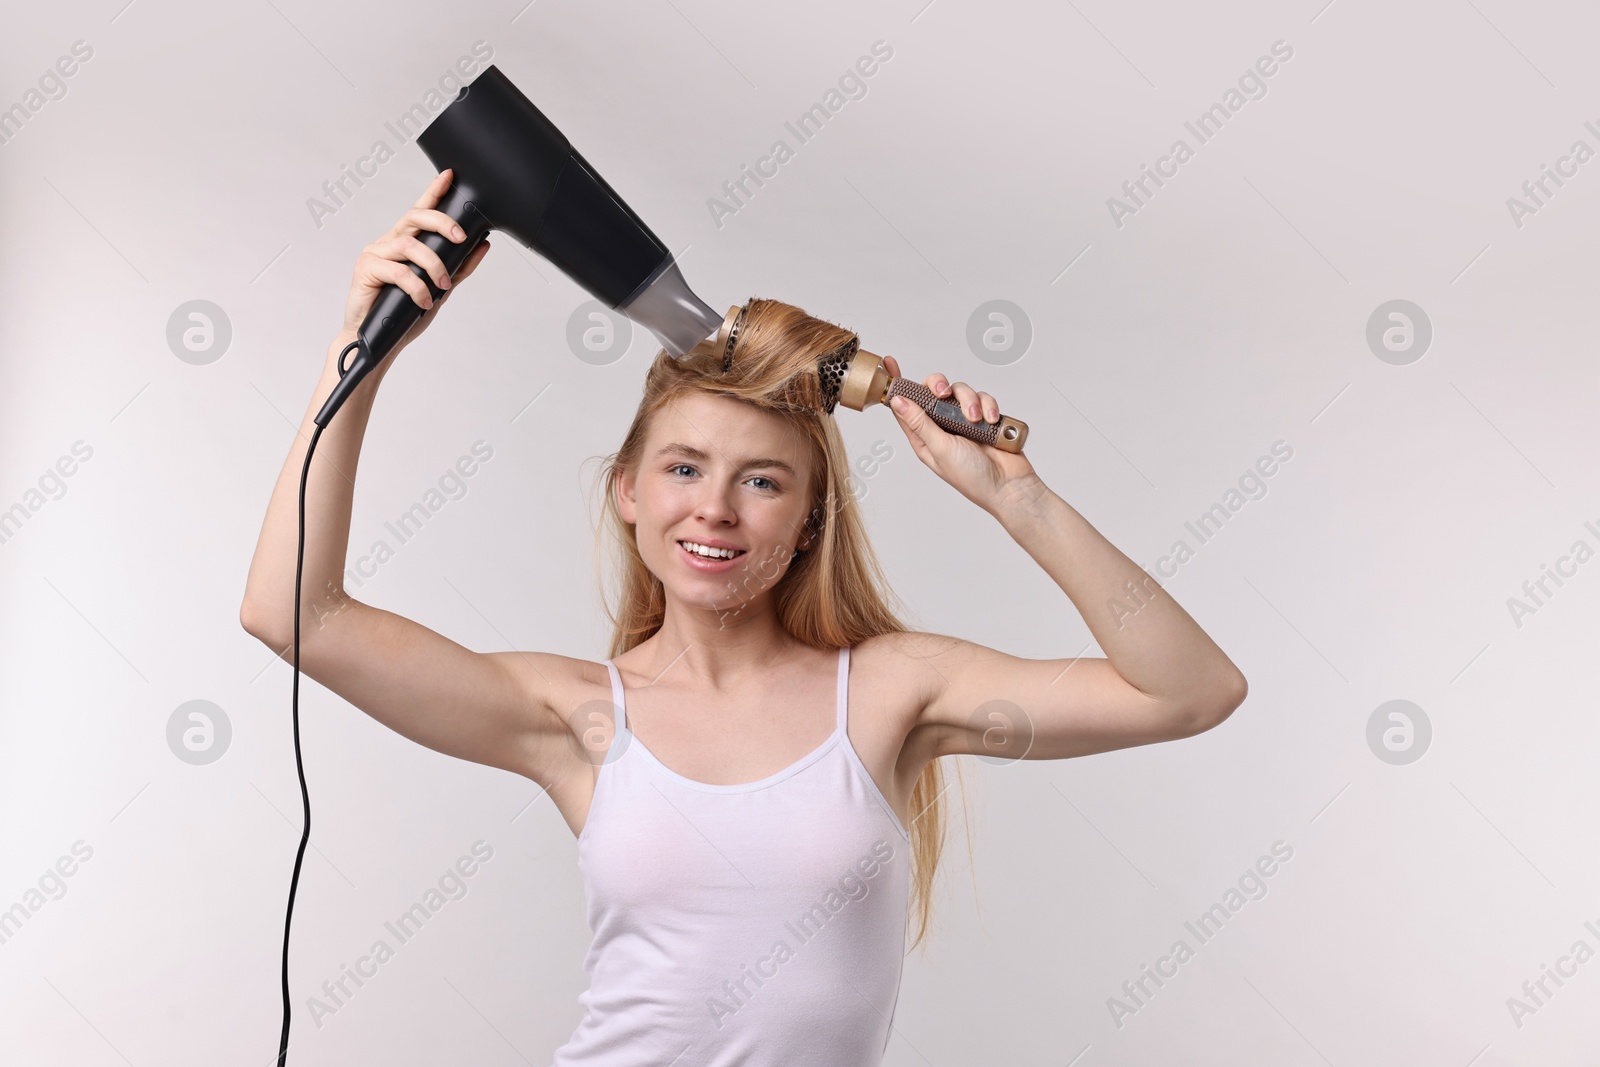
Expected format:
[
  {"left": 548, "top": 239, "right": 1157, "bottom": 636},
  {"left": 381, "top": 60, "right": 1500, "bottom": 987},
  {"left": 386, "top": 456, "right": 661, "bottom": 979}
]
[{"left": 680, "top": 540, "right": 745, "bottom": 560}]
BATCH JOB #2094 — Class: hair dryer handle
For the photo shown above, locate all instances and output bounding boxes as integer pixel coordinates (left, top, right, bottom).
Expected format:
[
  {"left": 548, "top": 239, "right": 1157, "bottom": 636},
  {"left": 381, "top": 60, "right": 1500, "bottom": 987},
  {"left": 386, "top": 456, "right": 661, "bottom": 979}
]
[{"left": 314, "top": 182, "right": 494, "bottom": 427}]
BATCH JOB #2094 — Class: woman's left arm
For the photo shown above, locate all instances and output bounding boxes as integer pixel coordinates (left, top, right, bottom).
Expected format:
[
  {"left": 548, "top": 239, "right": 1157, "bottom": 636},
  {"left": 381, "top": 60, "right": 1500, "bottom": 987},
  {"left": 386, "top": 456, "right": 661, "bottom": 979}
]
[{"left": 883, "top": 356, "right": 1247, "bottom": 761}]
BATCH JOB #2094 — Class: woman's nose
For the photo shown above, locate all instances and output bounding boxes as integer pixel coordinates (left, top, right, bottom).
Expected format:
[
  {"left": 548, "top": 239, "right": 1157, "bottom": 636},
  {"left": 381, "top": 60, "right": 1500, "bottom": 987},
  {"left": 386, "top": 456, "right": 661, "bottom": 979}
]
[{"left": 694, "top": 484, "right": 738, "bottom": 522}]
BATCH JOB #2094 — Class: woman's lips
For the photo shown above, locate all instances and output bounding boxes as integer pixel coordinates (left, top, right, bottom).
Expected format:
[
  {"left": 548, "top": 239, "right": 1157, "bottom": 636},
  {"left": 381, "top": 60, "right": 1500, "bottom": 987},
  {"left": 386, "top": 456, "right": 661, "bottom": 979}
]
[{"left": 677, "top": 540, "right": 747, "bottom": 572}]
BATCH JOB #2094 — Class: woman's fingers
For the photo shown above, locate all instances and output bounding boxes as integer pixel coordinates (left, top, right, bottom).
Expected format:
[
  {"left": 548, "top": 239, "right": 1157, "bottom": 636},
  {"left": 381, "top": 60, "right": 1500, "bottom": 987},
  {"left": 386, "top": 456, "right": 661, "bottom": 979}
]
[
  {"left": 894, "top": 360, "right": 990, "bottom": 422},
  {"left": 421, "top": 240, "right": 492, "bottom": 313},
  {"left": 386, "top": 169, "right": 465, "bottom": 244},
  {"left": 414, "top": 168, "right": 453, "bottom": 210},
  {"left": 364, "top": 252, "right": 434, "bottom": 311},
  {"left": 388, "top": 207, "right": 465, "bottom": 249},
  {"left": 923, "top": 373, "right": 998, "bottom": 424},
  {"left": 368, "top": 219, "right": 486, "bottom": 311},
  {"left": 953, "top": 383, "right": 974, "bottom": 417},
  {"left": 374, "top": 176, "right": 471, "bottom": 299},
  {"left": 433, "top": 241, "right": 489, "bottom": 300},
  {"left": 882, "top": 355, "right": 999, "bottom": 425},
  {"left": 925, "top": 373, "right": 961, "bottom": 412},
  {"left": 339, "top": 171, "right": 486, "bottom": 339},
  {"left": 404, "top": 207, "right": 467, "bottom": 242},
  {"left": 381, "top": 233, "right": 452, "bottom": 291},
  {"left": 951, "top": 384, "right": 997, "bottom": 423}
]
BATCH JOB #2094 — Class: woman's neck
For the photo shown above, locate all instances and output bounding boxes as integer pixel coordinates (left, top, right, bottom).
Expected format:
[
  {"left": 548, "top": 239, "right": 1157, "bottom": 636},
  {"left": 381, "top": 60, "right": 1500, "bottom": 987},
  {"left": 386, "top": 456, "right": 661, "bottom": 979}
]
[{"left": 621, "top": 626, "right": 818, "bottom": 694}]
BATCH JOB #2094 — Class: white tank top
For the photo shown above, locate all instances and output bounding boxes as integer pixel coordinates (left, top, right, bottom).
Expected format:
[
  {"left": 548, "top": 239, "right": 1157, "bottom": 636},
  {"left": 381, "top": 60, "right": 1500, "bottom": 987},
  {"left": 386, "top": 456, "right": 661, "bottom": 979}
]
[{"left": 551, "top": 644, "right": 912, "bottom": 1067}]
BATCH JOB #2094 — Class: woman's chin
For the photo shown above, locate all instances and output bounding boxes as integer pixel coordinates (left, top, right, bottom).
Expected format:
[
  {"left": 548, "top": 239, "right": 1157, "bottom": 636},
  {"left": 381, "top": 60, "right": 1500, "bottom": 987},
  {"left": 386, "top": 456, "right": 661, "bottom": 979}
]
[
  {"left": 650, "top": 544, "right": 792, "bottom": 614},
  {"left": 658, "top": 576, "right": 769, "bottom": 618}
]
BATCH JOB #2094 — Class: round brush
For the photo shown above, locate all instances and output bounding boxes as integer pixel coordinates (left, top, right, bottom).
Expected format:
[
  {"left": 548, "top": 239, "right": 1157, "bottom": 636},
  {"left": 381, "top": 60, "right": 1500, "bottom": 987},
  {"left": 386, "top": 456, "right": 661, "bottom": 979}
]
[{"left": 714, "top": 305, "right": 1029, "bottom": 454}]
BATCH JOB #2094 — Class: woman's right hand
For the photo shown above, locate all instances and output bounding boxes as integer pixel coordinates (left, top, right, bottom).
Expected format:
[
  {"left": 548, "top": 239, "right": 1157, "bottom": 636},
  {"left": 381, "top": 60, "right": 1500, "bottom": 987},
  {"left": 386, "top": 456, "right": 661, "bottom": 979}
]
[{"left": 338, "top": 168, "right": 492, "bottom": 352}]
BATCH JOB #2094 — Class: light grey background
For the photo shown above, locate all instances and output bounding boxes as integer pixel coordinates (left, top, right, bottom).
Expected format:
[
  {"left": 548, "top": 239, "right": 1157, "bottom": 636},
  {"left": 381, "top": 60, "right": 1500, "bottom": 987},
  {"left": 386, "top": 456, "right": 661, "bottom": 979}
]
[{"left": 2, "top": 0, "right": 1596, "bottom": 1064}]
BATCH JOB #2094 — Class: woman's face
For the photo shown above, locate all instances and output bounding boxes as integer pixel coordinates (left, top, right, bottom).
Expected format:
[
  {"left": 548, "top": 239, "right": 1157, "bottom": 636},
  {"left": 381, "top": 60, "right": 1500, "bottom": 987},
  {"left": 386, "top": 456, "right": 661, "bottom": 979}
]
[{"left": 618, "top": 392, "right": 817, "bottom": 613}]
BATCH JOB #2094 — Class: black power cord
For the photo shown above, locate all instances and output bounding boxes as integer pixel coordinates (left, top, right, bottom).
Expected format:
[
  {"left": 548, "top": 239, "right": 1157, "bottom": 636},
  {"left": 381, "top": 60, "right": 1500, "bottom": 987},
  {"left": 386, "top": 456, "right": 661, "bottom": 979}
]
[{"left": 277, "top": 336, "right": 360, "bottom": 1065}]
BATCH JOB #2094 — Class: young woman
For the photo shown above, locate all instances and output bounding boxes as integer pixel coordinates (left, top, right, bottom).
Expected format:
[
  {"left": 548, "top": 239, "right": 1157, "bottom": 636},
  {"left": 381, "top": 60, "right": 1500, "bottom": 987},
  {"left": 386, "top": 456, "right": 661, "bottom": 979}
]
[{"left": 241, "top": 170, "right": 1247, "bottom": 1066}]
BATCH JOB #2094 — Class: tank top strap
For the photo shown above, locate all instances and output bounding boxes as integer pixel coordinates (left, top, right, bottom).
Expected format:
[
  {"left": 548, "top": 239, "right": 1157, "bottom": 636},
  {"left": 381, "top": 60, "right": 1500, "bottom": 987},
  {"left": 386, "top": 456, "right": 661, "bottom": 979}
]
[
  {"left": 836, "top": 644, "right": 850, "bottom": 734},
  {"left": 602, "top": 658, "right": 627, "bottom": 734}
]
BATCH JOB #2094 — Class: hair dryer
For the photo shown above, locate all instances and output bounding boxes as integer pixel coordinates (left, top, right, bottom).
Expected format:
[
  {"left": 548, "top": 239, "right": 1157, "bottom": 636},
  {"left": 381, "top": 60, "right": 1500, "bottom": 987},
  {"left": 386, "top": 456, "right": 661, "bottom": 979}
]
[{"left": 314, "top": 64, "right": 723, "bottom": 428}]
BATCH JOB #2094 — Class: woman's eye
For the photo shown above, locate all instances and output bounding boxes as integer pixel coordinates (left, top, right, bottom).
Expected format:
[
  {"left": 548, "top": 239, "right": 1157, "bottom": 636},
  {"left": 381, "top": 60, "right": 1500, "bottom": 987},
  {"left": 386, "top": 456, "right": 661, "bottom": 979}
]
[{"left": 669, "top": 465, "right": 777, "bottom": 492}]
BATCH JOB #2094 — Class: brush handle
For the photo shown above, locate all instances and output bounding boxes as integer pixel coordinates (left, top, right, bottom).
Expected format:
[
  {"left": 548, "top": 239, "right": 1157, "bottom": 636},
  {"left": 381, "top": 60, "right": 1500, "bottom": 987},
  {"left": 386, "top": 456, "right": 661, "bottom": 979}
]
[{"left": 884, "top": 377, "right": 1028, "bottom": 454}]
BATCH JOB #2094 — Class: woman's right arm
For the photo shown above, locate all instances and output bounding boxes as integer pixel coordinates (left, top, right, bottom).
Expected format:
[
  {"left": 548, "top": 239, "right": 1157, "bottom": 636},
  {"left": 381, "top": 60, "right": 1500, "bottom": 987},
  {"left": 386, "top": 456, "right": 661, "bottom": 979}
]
[{"left": 239, "top": 171, "right": 578, "bottom": 790}]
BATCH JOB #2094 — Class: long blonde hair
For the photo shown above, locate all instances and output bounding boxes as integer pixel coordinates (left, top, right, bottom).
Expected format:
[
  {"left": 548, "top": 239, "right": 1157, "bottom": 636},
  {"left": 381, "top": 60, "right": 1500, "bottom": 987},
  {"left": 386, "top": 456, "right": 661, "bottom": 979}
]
[{"left": 587, "top": 296, "right": 969, "bottom": 951}]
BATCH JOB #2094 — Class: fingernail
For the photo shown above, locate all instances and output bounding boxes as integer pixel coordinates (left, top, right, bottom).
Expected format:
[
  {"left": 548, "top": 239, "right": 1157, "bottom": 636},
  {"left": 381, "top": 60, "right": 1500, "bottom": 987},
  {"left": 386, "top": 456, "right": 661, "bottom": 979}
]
[{"left": 453, "top": 227, "right": 465, "bottom": 240}]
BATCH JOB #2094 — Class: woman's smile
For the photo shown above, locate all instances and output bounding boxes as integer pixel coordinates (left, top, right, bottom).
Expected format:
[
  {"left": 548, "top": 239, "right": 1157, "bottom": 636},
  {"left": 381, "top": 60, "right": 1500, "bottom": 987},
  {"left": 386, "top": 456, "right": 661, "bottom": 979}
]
[{"left": 676, "top": 538, "right": 749, "bottom": 572}]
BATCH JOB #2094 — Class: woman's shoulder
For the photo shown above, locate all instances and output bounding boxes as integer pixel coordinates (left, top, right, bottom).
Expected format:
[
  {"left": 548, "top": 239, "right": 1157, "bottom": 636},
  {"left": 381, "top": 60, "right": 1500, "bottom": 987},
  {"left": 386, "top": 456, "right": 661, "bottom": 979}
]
[
  {"left": 854, "top": 629, "right": 965, "bottom": 679},
  {"left": 853, "top": 630, "right": 989, "bottom": 727}
]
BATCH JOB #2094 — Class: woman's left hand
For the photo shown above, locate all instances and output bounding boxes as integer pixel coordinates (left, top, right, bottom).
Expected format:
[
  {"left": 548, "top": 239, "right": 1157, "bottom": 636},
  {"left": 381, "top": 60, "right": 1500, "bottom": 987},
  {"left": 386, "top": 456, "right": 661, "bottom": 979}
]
[{"left": 881, "top": 355, "right": 1040, "bottom": 515}]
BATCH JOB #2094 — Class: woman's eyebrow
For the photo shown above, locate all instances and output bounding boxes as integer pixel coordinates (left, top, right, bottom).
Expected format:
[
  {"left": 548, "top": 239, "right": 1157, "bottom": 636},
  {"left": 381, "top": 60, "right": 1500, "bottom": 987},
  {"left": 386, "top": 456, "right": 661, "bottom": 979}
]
[{"left": 654, "top": 443, "right": 797, "bottom": 477}]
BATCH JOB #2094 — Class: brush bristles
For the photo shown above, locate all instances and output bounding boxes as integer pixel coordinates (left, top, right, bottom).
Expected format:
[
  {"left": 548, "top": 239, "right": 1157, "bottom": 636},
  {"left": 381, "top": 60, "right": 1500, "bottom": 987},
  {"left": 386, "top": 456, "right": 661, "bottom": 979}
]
[
  {"left": 720, "top": 302, "right": 860, "bottom": 416},
  {"left": 721, "top": 306, "right": 747, "bottom": 373}
]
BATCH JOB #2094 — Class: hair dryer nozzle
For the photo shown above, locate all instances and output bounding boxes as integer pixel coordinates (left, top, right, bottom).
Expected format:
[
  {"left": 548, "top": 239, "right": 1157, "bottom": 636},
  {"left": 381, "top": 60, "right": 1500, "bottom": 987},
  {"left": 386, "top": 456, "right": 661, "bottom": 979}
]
[{"left": 619, "top": 257, "right": 722, "bottom": 358}]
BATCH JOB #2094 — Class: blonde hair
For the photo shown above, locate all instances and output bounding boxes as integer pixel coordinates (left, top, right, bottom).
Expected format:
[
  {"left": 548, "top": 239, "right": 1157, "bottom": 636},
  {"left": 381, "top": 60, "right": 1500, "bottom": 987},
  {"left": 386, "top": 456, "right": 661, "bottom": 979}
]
[{"left": 586, "top": 296, "right": 970, "bottom": 951}]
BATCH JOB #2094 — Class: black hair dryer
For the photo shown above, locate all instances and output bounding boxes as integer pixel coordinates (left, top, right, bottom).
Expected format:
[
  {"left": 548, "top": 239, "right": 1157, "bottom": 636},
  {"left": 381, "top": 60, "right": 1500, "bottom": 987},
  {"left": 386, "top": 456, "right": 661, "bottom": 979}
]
[{"left": 315, "top": 64, "right": 723, "bottom": 427}]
